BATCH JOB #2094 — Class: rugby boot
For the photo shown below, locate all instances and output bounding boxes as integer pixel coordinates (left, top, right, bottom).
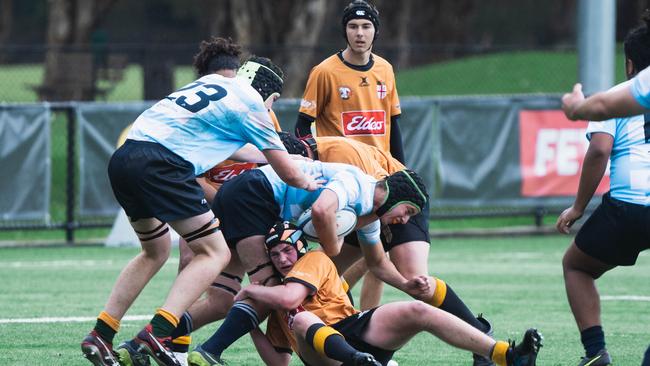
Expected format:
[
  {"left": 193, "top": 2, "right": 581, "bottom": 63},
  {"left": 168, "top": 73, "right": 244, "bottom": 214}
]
[
  {"left": 473, "top": 315, "right": 496, "bottom": 366},
  {"left": 576, "top": 348, "right": 611, "bottom": 366},
  {"left": 81, "top": 330, "right": 120, "bottom": 366},
  {"left": 115, "top": 339, "right": 151, "bottom": 366},
  {"left": 351, "top": 351, "right": 382, "bottom": 366},
  {"left": 173, "top": 352, "right": 188, "bottom": 366},
  {"left": 508, "top": 328, "right": 543, "bottom": 366},
  {"left": 133, "top": 324, "right": 181, "bottom": 366},
  {"left": 187, "top": 345, "right": 228, "bottom": 366}
]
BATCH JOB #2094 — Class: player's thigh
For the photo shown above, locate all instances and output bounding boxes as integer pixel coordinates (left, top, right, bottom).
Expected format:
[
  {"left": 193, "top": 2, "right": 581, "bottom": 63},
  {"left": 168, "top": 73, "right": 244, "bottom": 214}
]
[
  {"left": 235, "top": 235, "right": 279, "bottom": 286},
  {"left": 389, "top": 240, "right": 430, "bottom": 278},
  {"left": 563, "top": 241, "right": 615, "bottom": 279},
  {"left": 362, "top": 301, "right": 429, "bottom": 350},
  {"left": 129, "top": 217, "right": 172, "bottom": 258},
  {"left": 169, "top": 211, "right": 227, "bottom": 257},
  {"left": 210, "top": 249, "right": 246, "bottom": 298}
]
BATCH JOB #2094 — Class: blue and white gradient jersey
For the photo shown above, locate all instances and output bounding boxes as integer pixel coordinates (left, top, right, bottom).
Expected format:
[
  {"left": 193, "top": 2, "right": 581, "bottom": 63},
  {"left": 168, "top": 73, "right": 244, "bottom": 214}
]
[
  {"left": 587, "top": 81, "right": 650, "bottom": 205},
  {"left": 128, "top": 74, "right": 285, "bottom": 175},
  {"left": 259, "top": 160, "right": 382, "bottom": 245},
  {"left": 631, "top": 66, "right": 650, "bottom": 109}
]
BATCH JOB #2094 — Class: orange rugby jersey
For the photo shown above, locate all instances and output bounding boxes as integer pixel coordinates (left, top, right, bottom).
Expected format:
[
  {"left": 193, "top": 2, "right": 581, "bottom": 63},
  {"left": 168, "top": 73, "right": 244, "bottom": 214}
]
[
  {"left": 315, "top": 136, "right": 405, "bottom": 179},
  {"left": 203, "top": 109, "right": 282, "bottom": 190},
  {"left": 299, "top": 52, "right": 401, "bottom": 154},
  {"left": 265, "top": 251, "right": 358, "bottom": 353}
]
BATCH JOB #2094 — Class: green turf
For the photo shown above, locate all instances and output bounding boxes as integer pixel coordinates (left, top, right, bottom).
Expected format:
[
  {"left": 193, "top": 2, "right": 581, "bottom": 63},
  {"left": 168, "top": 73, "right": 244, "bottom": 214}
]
[{"left": 0, "top": 237, "right": 648, "bottom": 365}]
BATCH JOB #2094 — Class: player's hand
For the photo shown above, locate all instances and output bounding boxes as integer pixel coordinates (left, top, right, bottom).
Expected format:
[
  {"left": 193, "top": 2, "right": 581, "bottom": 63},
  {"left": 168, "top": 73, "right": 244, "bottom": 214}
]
[
  {"left": 562, "top": 83, "right": 585, "bottom": 120},
  {"left": 555, "top": 206, "right": 583, "bottom": 234},
  {"left": 303, "top": 172, "right": 325, "bottom": 191},
  {"left": 234, "top": 285, "right": 254, "bottom": 302},
  {"left": 404, "top": 275, "right": 431, "bottom": 299}
]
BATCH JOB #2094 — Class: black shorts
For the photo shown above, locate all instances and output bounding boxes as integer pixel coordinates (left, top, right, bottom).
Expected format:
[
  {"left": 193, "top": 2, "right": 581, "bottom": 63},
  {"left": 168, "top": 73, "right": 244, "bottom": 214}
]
[
  {"left": 108, "top": 140, "right": 210, "bottom": 222},
  {"left": 345, "top": 201, "right": 430, "bottom": 251},
  {"left": 212, "top": 169, "right": 280, "bottom": 247},
  {"left": 332, "top": 308, "right": 395, "bottom": 365},
  {"left": 575, "top": 192, "right": 650, "bottom": 266}
]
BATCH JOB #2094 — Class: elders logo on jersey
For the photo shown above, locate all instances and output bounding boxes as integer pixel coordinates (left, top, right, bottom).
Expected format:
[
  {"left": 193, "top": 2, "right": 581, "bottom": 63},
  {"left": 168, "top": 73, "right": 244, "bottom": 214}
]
[{"left": 342, "top": 110, "right": 386, "bottom": 136}]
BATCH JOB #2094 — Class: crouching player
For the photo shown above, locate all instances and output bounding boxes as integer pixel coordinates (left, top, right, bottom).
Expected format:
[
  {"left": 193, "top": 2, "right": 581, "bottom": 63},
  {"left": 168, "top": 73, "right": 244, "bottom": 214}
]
[{"left": 229, "top": 222, "right": 543, "bottom": 366}]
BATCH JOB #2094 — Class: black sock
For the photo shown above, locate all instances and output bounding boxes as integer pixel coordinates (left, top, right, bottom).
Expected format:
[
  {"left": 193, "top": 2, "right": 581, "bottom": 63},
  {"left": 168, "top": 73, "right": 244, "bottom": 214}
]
[
  {"left": 305, "top": 323, "right": 358, "bottom": 364},
  {"left": 201, "top": 302, "right": 259, "bottom": 357},
  {"left": 580, "top": 325, "right": 605, "bottom": 358},
  {"left": 94, "top": 319, "right": 117, "bottom": 344},
  {"left": 439, "top": 285, "right": 488, "bottom": 333},
  {"left": 171, "top": 312, "right": 194, "bottom": 339}
]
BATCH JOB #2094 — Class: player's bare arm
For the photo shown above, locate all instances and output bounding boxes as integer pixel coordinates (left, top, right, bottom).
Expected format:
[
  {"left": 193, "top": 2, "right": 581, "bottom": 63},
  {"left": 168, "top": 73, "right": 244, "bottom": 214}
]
[
  {"left": 235, "top": 282, "right": 310, "bottom": 311},
  {"left": 563, "top": 83, "right": 646, "bottom": 121},
  {"left": 310, "top": 189, "right": 344, "bottom": 256},
  {"left": 264, "top": 149, "right": 325, "bottom": 191},
  {"left": 556, "top": 133, "right": 613, "bottom": 234},
  {"left": 360, "top": 239, "right": 430, "bottom": 299}
]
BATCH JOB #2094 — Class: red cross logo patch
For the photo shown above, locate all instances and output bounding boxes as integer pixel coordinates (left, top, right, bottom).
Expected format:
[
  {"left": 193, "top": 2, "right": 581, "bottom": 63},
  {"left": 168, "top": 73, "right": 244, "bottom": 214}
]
[{"left": 376, "top": 81, "right": 387, "bottom": 99}]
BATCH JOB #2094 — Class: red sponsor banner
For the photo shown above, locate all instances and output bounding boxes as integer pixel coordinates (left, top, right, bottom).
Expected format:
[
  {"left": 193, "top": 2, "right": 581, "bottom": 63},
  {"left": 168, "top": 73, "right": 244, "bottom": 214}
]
[
  {"left": 519, "top": 110, "right": 609, "bottom": 197},
  {"left": 342, "top": 110, "right": 386, "bottom": 136},
  {"left": 206, "top": 161, "right": 258, "bottom": 184}
]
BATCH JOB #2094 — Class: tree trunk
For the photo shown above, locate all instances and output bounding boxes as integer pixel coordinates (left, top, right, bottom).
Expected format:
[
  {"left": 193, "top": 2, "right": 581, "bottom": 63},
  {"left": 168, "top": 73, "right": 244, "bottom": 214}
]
[{"left": 40, "top": 0, "right": 116, "bottom": 101}]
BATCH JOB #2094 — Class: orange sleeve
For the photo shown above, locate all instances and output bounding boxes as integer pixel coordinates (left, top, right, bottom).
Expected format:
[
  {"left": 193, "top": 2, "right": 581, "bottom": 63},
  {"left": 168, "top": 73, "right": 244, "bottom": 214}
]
[
  {"left": 298, "top": 67, "right": 325, "bottom": 119},
  {"left": 284, "top": 252, "right": 330, "bottom": 293},
  {"left": 388, "top": 67, "right": 401, "bottom": 117},
  {"left": 269, "top": 109, "right": 282, "bottom": 132}
]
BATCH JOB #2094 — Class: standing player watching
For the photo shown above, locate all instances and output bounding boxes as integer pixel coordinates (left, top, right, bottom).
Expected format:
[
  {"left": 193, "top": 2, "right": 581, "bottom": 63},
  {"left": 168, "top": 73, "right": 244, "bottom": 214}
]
[
  {"left": 294, "top": 0, "right": 405, "bottom": 163},
  {"left": 80, "top": 37, "right": 321, "bottom": 366},
  {"left": 557, "top": 13, "right": 650, "bottom": 366}
]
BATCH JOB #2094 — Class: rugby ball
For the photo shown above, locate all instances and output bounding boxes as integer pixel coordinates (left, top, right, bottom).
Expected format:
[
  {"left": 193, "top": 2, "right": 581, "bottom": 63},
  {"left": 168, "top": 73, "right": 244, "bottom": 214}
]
[{"left": 296, "top": 207, "right": 357, "bottom": 241}]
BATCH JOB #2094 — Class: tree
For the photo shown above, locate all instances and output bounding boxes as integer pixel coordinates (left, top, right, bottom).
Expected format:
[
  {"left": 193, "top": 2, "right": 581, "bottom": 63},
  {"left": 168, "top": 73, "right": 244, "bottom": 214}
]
[{"left": 39, "top": 0, "right": 116, "bottom": 101}]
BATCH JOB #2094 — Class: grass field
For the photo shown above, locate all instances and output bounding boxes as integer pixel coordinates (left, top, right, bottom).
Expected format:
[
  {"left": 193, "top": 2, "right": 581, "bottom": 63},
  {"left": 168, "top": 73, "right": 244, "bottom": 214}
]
[{"left": 1, "top": 236, "right": 648, "bottom": 365}]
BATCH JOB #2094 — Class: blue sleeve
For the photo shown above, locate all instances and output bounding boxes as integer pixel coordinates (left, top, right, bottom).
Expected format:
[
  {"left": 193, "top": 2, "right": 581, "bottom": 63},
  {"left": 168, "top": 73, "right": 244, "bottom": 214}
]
[
  {"left": 241, "top": 110, "right": 287, "bottom": 151},
  {"left": 632, "top": 67, "right": 650, "bottom": 109}
]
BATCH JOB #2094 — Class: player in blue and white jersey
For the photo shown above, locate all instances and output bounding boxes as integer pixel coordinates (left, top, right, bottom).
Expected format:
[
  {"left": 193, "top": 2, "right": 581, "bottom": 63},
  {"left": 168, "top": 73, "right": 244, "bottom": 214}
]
[
  {"left": 556, "top": 14, "right": 650, "bottom": 366},
  {"left": 187, "top": 160, "right": 430, "bottom": 364},
  {"left": 81, "top": 37, "right": 321, "bottom": 366}
]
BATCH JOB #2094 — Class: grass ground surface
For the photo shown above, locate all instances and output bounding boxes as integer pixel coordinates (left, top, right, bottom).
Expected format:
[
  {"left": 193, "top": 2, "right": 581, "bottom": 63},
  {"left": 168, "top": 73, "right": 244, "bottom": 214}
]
[{"left": 1, "top": 236, "right": 648, "bottom": 365}]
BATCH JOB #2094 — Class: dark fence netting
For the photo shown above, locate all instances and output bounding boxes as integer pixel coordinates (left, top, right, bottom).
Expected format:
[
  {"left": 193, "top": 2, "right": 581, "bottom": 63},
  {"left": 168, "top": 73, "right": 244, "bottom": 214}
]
[
  {"left": 0, "top": 96, "right": 603, "bottom": 233},
  {"left": 0, "top": 105, "right": 50, "bottom": 221}
]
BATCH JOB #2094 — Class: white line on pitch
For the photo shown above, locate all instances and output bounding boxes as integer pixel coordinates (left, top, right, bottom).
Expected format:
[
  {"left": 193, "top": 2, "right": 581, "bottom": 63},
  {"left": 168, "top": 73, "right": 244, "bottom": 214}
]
[
  {"left": 601, "top": 295, "right": 650, "bottom": 301},
  {"left": 0, "top": 258, "right": 179, "bottom": 268},
  {"left": 0, "top": 315, "right": 151, "bottom": 324}
]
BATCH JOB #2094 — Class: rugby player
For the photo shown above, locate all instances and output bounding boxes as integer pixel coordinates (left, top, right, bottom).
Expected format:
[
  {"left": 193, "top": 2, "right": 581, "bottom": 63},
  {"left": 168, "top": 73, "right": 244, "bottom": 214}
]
[
  {"left": 191, "top": 222, "right": 543, "bottom": 366},
  {"left": 557, "top": 12, "right": 650, "bottom": 366},
  {"left": 188, "top": 160, "right": 430, "bottom": 364},
  {"left": 81, "top": 38, "right": 321, "bottom": 366},
  {"left": 294, "top": 0, "right": 405, "bottom": 164},
  {"left": 280, "top": 132, "right": 498, "bottom": 363}
]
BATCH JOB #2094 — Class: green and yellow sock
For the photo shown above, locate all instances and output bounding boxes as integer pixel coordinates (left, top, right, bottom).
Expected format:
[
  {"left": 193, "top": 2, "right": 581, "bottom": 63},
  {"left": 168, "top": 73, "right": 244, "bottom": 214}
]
[
  {"left": 151, "top": 308, "right": 179, "bottom": 338},
  {"left": 94, "top": 311, "right": 120, "bottom": 344}
]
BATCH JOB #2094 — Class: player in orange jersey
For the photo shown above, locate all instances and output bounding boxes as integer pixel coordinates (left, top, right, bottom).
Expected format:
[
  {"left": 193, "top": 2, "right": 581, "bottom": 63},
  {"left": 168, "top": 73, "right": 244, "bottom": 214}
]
[{"left": 294, "top": 0, "right": 405, "bottom": 163}]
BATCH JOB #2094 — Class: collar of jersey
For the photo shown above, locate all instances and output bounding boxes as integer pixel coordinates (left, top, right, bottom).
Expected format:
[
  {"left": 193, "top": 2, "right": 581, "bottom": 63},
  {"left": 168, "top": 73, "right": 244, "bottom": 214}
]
[{"left": 337, "top": 51, "right": 374, "bottom": 72}]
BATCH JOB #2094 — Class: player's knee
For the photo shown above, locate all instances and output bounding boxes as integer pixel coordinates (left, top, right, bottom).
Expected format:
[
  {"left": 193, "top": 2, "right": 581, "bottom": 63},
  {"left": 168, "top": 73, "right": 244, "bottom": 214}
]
[
  {"left": 403, "top": 300, "right": 434, "bottom": 326},
  {"left": 291, "top": 311, "right": 316, "bottom": 334}
]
